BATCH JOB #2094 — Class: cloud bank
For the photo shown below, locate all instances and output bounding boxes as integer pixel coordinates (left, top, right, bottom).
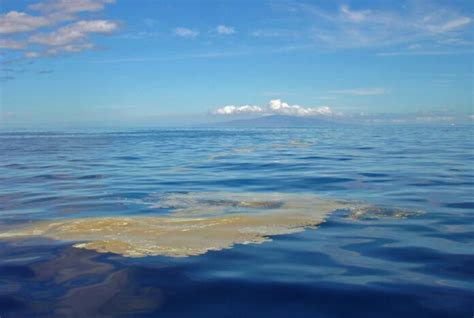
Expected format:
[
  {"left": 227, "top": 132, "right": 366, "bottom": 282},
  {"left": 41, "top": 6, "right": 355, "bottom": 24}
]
[{"left": 213, "top": 99, "right": 333, "bottom": 117}]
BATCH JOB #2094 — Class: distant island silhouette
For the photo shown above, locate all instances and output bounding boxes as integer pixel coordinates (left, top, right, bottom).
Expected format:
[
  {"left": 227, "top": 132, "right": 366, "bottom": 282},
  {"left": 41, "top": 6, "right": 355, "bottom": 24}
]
[{"left": 209, "top": 115, "right": 338, "bottom": 127}]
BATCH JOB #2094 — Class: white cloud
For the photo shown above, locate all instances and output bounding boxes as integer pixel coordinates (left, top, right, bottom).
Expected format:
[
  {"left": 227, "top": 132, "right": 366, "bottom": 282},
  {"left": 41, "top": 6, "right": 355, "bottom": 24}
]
[
  {"left": 29, "top": 20, "right": 118, "bottom": 46},
  {"left": 0, "top": 39, "right": 26, "bottom": 49},
  {"left": 268, "top": 99, "right": 332, "bottom": 116},
  {"left": 36, "top": 42, "right": 94, "bottom": 57},
  {"left": 333, "top": 87, "right": 389, "bottom": 96},
  {"left": 213, "top": 105, "right": 263, "bottom": 115},
  {"left": 0, "top": 0, "right": 116, "bottom": 35},
  {"left": 213, "top": 99, "right": 333, "bottom": 117},
  {"left": 24, "top": 51, "right": 41, "bottom": 58},
  {"left": 29, "top": 0, "right": 115, "bottom": 14},
  {"left": 174, "top": 27, "right": 199, "bottom": 38},
  {"left": 0, "top": 0, "right": 117, "bottom": 62},
  {"left": 216, "top": 25, "right": 236, "bottom": 35},
  {"left": 0, "top": 11, "right": 51, "bottom": 34}
]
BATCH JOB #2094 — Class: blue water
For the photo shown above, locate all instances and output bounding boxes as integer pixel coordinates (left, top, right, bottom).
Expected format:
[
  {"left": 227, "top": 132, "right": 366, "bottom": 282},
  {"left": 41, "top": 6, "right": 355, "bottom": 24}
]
[{"left": 0, "top": 125, "right": 473, "bottom": 317}]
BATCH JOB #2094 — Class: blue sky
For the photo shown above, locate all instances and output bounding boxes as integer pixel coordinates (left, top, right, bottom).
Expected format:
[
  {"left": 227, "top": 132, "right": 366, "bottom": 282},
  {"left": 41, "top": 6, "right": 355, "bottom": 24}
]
[{"left": 0, "top": 0, "right": 473, "bottom": 127}]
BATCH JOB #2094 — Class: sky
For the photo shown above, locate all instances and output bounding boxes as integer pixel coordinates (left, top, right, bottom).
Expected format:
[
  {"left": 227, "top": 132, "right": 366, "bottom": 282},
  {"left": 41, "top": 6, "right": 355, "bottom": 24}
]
[{"left": 0, "top": 0, "right": 473, "bottom": 127}]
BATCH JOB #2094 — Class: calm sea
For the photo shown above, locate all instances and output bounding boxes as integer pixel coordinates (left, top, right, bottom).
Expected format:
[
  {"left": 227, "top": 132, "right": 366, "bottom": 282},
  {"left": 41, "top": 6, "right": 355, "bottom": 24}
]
[{"left": 0, "top": 125, "right": 473, "bottom": 317}]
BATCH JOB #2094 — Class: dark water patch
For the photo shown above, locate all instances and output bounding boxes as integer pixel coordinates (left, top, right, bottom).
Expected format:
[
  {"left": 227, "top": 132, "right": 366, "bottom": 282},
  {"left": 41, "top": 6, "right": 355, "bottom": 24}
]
[
  {"left": 396, "top": 197, "right": 428, "bottom": 203},
  {"left": 444, "top": 202, "right": 474, "bottom": 209},
  {"left": 363, "top": 178, "right": 396, "bottom": 184},
  {"left": 0, "top": 296, "right": 24, "bottom": 313},
  {"left": 196, "top": 161, "right": 295, "bottom": 171},
  {"left": 24, "top": 195, "right": 63, "bottom": 204},
  {"left": 0, "top": 240, "right": 471, "bottom": 317},
  {"left": 31, "top": 174, "right": 75, "bottom": 181},
  {"left": 359, "top": 172, "right": 389, "bottom": 178},
  {"left": 298, "top": 155, "right": 329, "bottom": 160},
  {"left": 0, "top": 265, "right": 36, "bottom": 279},
  {"left": 359, "top": 246, "right": 474, "bottom": 280},
  {"left": 425, "top": 231, "right": 474, "bottom": 243},
  {"left": 301, "top": 176, "right": 354, "bottom": 184},
  {"left": 154, "top": 279, "right": 473, "bottom": 318},
  {"left": 3, "top": 163, "right": 29, "bottom": 170},
  {"left": 409, "top": 180, "right": 474, "bottom": 187},
  {"left": 115, "top": 156, "right": 142, "bottom": 161},
  {"left": 78, "top": 174, "right": 105, "bottom": 180},
  {"left": 433, "top": 216, "right": 474, "bottom": 226}
]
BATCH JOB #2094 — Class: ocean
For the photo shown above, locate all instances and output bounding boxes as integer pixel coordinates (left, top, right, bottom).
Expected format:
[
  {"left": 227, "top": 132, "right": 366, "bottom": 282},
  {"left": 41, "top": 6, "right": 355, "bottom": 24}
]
[{"left": 0, "top": 125, "right": 473, "bottom": 317}]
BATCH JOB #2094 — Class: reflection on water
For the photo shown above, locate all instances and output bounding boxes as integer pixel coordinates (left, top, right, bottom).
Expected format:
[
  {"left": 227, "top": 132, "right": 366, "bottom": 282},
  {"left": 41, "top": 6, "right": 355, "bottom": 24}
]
[
  {"left": 0, "top": 244, "right": 163, "bottom": 317},
  {"left": 0, "top": 126, "right": 473, "bottom": 317}
]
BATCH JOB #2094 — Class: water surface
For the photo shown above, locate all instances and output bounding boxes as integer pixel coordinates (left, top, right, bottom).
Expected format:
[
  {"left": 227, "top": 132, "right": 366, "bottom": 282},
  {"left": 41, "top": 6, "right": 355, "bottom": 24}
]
[{"left": 0, "top": 125, "right": 473, "bottom": 317}]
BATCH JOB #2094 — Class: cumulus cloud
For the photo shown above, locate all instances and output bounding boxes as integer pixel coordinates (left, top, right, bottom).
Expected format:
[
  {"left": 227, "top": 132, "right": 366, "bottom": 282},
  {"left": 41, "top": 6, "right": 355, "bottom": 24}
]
[
  {"left": 174, "top": 27, "right": 199, "bottom": 38},
  {"left": 214, "top": 105, "right": 263, "bottom": 115},
  {"left": 0, "top": 11, "right": 51, "bottom": 34},
  {"left": 0, "top": 39, "right": 26, "bottom": 49},
  {"left": 213, "top": 99, "right": 333, "bottom": 117},
  {"left": 216, "top": 25, "right": 236, "bottom": 35},
  {"left": 0, "top": 0, "right": 117, "bottom": 62},
  {"left": 268, "top": 99, "right": 332, "bottom": 116},
  {"left": 29, "top": 20, "right": 118, "bottom": 46},
  {"left": 29, "top": 0, "right": 115, "bottom": 14}
]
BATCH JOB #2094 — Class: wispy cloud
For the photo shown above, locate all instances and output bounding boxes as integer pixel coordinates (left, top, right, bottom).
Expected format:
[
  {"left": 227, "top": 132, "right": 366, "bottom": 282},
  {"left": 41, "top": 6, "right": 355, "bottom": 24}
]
[
  {"left": 333, "top": 87, "right": 389, "bottom": 96},
  {"left": 173, "top": 27, "right": 199, "bottom": 38},
  {"left": 377, "top": 50, "right": 473, "bottom": 57},
  {"left": 92, "top": 45, "right": 318, "bottom": 64},
  {"left": 213, "top": 99, "right": 333, "bottom": 117},
  {"left": 95, "top": 50, "right": 251, "bottom": 64},
  {"left": 274, "top": 1, "right": 472, "bottom": 53},
  {"left": 143, "top": 18, "right": 157, "bottom": 28},
  {"left": 0, "top": 65, "right": 54, "bottom": 81},
  {"left": 339, "top": 4, "right": 371, "bottom": 23},
  {"left": 250, "top": 29, "right": 301, "bottom": 38}
]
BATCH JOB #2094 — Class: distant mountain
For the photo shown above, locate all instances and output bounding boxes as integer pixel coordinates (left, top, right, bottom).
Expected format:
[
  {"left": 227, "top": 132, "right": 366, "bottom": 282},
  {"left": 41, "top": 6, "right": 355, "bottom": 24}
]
[{"left": 208, "top": 115, "right": 337, "bottom": 127}]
